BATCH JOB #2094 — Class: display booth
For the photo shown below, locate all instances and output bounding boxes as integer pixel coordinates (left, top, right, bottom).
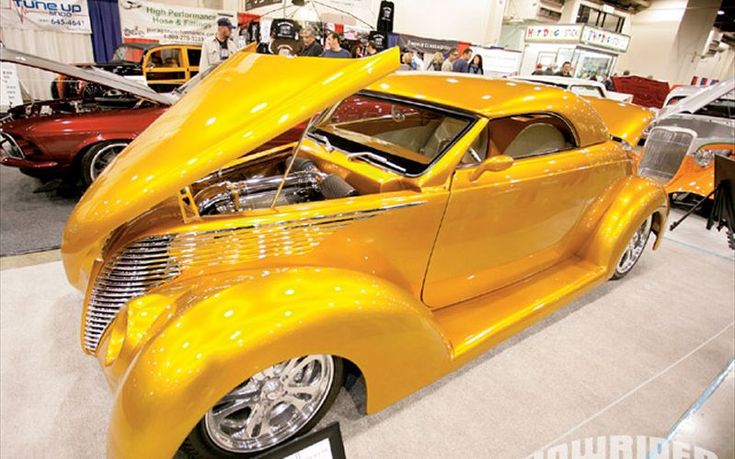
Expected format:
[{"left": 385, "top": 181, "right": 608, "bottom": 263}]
[{"left": 519, "top": 24, "right": 630, "bottom": 78}]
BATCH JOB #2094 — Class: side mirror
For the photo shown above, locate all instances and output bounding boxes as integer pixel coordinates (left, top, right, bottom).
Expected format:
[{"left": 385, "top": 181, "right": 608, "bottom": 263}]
[{"left": 470, "top": 155, "right": 514, "bottom": 181}]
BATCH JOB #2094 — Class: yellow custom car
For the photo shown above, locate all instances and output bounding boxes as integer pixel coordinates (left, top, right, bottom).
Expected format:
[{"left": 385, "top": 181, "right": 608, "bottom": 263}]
[{"left": 61, "top": 48, "right": 668, "bottom": 458}]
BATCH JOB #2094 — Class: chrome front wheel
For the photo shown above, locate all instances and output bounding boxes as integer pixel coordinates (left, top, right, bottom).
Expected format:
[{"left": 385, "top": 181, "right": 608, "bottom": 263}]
[
  {"left": 613, "top": 216, "right": 652, "bottom": 279},
  {"left": 182, "top": 355, "right": 343, "bottom": 457}
]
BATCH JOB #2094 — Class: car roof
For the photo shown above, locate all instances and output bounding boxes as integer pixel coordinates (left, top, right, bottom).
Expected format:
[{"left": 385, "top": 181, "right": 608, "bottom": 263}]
[{"left": 366, "top": 72, "right": 608, "bottom": 147}]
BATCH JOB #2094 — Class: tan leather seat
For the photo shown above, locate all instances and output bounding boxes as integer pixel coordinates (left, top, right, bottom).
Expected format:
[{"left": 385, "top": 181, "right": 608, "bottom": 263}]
[{"left": 503, "top": 123, "right": 567, "bottom": 159}]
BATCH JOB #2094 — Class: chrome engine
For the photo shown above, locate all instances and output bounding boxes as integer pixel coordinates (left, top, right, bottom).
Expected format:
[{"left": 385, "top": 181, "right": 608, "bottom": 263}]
[{"left": 194, "top": 158, "right": 358, "bottom": 215}]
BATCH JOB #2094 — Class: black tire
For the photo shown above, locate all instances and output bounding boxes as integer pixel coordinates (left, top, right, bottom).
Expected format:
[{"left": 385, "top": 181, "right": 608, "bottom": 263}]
[
  {"left": 80, "top": 141, "right": 129, "bottom": 187},
  {"left": 611, "top": 216, "right": 653, "bottom": 280},
  {"left": 180, "top": 357, "right": 344, "bottom": 458}
]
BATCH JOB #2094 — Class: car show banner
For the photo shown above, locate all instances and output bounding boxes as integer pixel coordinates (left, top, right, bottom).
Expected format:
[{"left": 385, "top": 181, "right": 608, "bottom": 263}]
[
  {"left": 397, "top": 34, "right": 458, "bottom": 56},
  {"left": 0, "top": 0, "right": 91, "bottom": 34},
  {"left": 119, "top": 0, "right": 237, "bottom": 44}
]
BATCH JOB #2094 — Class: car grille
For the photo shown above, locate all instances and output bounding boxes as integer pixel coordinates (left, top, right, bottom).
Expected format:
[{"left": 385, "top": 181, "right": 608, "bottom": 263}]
[
  {"left": 0, "top": 132, "right": 25, "bottom": 159},
  {"left": 638, "top": 127, "right": 695, "bottom": 183},
  {"left": 83, "top": 235, "right": 177, "bottom": 353},
  {"left": 81, "top": 206, "right": 400, "bottom": 353}
]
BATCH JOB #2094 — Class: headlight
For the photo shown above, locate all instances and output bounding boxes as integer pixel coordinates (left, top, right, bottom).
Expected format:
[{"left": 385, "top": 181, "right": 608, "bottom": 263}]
[
  {"left": 693, "top": 149, "right": 715, "bottom": 167},
  {"left": 693, "top": 148, "right": 732, "bottom": 167}
]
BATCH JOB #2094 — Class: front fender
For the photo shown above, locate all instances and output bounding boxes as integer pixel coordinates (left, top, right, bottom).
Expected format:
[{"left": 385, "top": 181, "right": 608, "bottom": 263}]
[
  {"left": 102, "top": 267, "right": 451, "bottom": 459},
  {"left": 579, "top": 175, "right": 669, "bottom": 276}
]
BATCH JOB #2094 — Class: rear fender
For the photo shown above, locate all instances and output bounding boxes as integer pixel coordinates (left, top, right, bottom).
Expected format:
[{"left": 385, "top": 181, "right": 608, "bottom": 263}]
[
  {"left": 578, "top": 175, "right": 668, "bottom": 276},
  {"left": 584, "top": 97, "right": 655, "bottom": 146},
  {"left": 103, "top": 267, "right": 451, "bottom": 458}
]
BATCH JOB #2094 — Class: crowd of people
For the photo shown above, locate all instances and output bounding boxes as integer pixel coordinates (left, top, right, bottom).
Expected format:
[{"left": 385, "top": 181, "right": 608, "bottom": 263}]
[
  {"left": 399, "top": 47, "right": 484, "bottom": 74},
  {"left": 201, "top": 17, "right": 489, "bottom": 75}
]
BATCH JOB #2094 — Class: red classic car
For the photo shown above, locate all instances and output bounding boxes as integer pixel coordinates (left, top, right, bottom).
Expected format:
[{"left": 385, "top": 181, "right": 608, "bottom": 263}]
[{"left": 0, "top": 48, "right": 301, "bottom": 187}]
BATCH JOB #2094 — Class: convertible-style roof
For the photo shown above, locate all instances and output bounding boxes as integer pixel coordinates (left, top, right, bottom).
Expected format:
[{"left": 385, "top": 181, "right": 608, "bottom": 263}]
[
  {"left": 0, "top": 47, "right": 175, "bottom": 105},
  {"left": 367, "top": 72, "right": 609, "bottom": 147}
]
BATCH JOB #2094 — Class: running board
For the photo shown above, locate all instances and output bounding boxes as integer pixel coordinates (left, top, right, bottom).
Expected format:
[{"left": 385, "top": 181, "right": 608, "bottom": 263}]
[{"left": 433, "top": 257, "right": 607, "bottom": 366}]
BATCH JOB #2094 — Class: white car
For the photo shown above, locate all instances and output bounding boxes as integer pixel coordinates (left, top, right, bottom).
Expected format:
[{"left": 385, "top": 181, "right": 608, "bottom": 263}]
[
  {"left": 513, "top": 75, "right": 634, "bottom": 103},
  {"left": 662, "top": 85, "right": 704, "bottom": 107}
]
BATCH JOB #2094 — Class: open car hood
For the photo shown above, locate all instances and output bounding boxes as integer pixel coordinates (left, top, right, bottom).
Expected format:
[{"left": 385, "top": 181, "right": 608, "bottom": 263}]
[
  {"left": 0, "top": 47, "right": 175, "bottom": 106},
  {"left": 62, "top": 48, "right": 400, "bottom": 282},
  {"left": 656, "top": 78, "right": 735, "bottom": 120}
]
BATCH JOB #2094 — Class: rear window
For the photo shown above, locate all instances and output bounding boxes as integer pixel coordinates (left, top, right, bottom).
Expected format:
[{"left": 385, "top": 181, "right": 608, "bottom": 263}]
[{"left": 310, "top": 93, "right": 475, "bottom": 176}]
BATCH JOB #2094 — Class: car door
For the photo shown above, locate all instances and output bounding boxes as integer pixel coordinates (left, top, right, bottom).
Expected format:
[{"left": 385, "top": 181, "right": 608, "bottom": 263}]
[{"left": 423, "top": 112, "right": 618, "bottom": 308}]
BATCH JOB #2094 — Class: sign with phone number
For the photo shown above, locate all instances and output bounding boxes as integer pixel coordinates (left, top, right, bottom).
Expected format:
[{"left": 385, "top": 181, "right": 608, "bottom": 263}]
[{"left": 0, "top": 0, "right": 91, "bottom": 33}]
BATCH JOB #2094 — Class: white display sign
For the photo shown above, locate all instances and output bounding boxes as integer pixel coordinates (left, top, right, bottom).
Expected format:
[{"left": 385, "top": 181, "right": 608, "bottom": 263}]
[
  {"left": 470, "top": 47, "right": 522, "bottom": 77},
  {"left": 0, "top": 63, "right": 24, "bottom": 111},
  {"left": 581, "top": 26, "right": 630, "bottom": 53},
  {"left": 119, "top": 0, "right": 237, "bottom": 45},
  {"left": 525, "top": 25, "right": 583, "bottom": 43},
  {"left": 0, "top": 0, "right": 91, "bottom": 34}
]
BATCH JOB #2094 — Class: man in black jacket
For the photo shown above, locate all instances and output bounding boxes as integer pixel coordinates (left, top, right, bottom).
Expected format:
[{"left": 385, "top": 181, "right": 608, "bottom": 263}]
[{"left": 299, "top": 27, "right": 323, "bottom": 57}]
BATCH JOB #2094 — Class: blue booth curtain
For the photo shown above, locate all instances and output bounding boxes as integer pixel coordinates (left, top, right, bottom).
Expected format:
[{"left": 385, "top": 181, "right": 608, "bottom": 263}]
[{"left": 88, "top": 0, "right": 122, "bottom": 63}]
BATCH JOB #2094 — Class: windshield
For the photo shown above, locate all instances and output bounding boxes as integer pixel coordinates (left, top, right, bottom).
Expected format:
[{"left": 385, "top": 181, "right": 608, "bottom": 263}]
[
  {"left": 308, "top": 93, "right": 475, "bottom": 176},
  {"left": 110, "top": 45, "right": 146, "bottom": 64}
]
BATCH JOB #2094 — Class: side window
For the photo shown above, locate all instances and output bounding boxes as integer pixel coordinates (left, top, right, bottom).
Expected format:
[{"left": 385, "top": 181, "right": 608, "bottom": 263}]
[
  {"left": 460, "top": 127, "right": 489, "bottom": 166},
  {"left": 489, "top": 114, "right": 576, "bottom": 160},
  {"left": 147, "top": 49, "right": 182, "bottom": 68},
  {"left": 187, "top": 48, "right": 202, "bottom": 67},
  {"left": 570, "top": 85, "right": 604, "bottom": 98}
]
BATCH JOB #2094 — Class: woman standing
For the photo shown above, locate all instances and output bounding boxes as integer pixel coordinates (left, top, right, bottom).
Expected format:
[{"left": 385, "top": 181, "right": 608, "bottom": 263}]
[
  {"left": 469, "top": 55, "right": 484, "bottom": 75},
  {"left": 426, "top": 52, "right": 445, "bottom": 71}
]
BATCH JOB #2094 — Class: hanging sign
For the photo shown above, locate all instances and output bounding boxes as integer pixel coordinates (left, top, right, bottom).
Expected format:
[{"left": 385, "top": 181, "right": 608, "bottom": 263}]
[
  {"left": 0, "top": 62, "right": 24, "bottom": 111},
  {"left": 0, "top": 0, "right": 91, "bottom": 34},
  {"left": 244, "top": 0, "right": 280, "bottom": 10},
  {"left": 580, "top": 26, "right": 630, "bottom": 53},
  {"left": 398, "top": 34, "right": 458, "bottom": 56},
  {"left": 119, "top": 0, "right": 237, "bottom": 44},
  {"left": 525, "top": 25, "right": 583, "bottom": 43}
]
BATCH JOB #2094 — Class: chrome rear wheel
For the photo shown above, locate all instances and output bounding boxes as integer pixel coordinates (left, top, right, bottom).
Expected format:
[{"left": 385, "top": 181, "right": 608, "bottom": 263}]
[{"left": 200, "top": 355, "right": 339, "bottom": 455}]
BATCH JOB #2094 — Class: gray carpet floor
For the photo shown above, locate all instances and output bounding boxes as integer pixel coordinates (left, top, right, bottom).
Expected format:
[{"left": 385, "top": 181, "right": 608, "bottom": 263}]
[
  {"left": 1, "top": 210, "right": 733, "bottom": 458},
  {"left": 0, "top": 166, "right": 80, "bottom": 256}
]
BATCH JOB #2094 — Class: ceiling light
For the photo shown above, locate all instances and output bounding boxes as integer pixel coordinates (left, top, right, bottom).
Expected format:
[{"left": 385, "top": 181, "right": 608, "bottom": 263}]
[{"left": 717, "top": 9, "right": 724, "bottom": 15}]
